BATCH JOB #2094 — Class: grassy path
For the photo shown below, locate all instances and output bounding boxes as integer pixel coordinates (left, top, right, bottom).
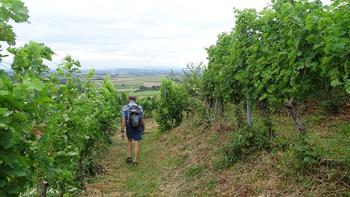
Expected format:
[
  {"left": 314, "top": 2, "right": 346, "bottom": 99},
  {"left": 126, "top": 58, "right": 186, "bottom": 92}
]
[
  {"left": 83, "top": 113, "right": 350, "bottom": 196},
  {"left": 84, "top": 119, "right": 164, "bottom": 196}
]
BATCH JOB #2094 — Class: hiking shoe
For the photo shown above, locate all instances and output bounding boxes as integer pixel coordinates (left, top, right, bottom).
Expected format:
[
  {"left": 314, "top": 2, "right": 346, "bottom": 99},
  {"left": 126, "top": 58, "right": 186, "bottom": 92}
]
[
  {"left": 132, "top": 161, "right": 138, "bottom": 166},
  {"left": 126, "top": 157, "right": 132, "bottom": 164}
]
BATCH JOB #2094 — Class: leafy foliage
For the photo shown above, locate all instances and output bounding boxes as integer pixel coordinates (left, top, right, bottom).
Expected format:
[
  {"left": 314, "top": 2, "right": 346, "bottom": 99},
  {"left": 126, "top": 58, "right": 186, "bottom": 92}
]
[
  {"left": 188, "top": 1, "right": 350, "bottom": 185},
  {"left": 8, "top": 41, "right": 54, "bottom": 80},
  {"left": 0, "top": 1, "right": 121, "bottom": 195},
  {"left": 155, "top": 79, "right": 187, "bottom": 132},
  {"left": 279, "top": 130, "right": 350, "bottom": 184},
  {"left": 0, "top": 0, "right": 29, "bottom": 45},
  {"left": 201, "top": 0, "right": 350, "bottom": 134},
  {"left": 138, "top": 96, "right": 156, "bottom": 118},
  {"left": 215, "top": 126, "right": 271, "bottom": 170},
  {"left": 0, "top": 53, "right": 120, "bottom": 196},
  {"left": 183, "top": 62, "right": 204, "bottom": 98}
]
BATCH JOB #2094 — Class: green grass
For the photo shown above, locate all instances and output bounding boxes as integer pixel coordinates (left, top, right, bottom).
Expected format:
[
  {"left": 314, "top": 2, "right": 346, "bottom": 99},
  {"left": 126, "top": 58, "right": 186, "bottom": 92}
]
[
  {"left": 85, "top": 106, "right": 350, "bottom": 196},
  {"left": 185, "top": 164, "right": 204, "bottom": 179},
  {"left": 84, "top": 119, "right": 166, "bottom": 196},
  {"left": 117, "top": 90, "right": 159, "bottom": 98},
  {"left": 173, "top": 153, "right": 189, "bottom": 167},
  {"left": 133, "top": 90, "right": 159, "bottom": 97},
  {"left": 338, "top": 122, "right": 350, "bottom": 133},
  {"left": 123, "top": 130, "right": 162, "bottom": 196},
  {"left": 116, "top": 84, "right": 139, "bottom": 90},
  {"left": 117, "top": 88, "right": 138, "bottom": 92},
  {"left": 209, "top": 132, "right": 219, "bottom": 145}
]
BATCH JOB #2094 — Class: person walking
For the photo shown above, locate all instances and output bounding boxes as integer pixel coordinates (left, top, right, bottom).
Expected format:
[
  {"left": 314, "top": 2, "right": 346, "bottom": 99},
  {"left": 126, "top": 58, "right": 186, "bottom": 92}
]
[{"left": 120, "top": 96, "right": 145, "bottom": 166}]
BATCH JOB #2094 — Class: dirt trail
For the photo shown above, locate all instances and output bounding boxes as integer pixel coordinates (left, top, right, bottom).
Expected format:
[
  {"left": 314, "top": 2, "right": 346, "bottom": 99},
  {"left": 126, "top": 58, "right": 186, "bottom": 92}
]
[{"left": 84, "top": 119, "right": 163, "bottom": 197}]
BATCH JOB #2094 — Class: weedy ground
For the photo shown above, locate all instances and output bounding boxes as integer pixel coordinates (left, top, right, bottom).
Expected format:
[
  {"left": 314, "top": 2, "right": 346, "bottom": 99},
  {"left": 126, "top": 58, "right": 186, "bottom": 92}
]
[{"left": 84, "top": 107, "right": 350, "bottom": 196}]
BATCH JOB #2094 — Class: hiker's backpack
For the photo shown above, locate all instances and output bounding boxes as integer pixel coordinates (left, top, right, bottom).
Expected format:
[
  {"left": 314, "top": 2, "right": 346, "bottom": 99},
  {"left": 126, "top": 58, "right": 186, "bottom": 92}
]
[{"left": 127, "top": 105, "right": 142, "bottom": 129}]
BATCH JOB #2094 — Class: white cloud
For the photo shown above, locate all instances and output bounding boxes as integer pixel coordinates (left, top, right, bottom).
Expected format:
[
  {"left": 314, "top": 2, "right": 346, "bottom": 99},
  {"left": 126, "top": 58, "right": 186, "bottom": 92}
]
[{"left": 13, "top": 0, "right": 275, "bottom": 69}]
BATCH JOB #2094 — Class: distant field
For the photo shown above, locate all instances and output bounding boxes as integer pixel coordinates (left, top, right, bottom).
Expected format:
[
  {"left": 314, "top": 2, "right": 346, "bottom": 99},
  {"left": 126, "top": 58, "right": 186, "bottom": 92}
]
[
  {"left": 92, "top": 74, "right": 167, "bottom": 98},
  {"left": 133, "top": 90, "right": 159, "bottom": 97},
  {"left": 112, "top": 75, "right": 164, "bottom": 89}
]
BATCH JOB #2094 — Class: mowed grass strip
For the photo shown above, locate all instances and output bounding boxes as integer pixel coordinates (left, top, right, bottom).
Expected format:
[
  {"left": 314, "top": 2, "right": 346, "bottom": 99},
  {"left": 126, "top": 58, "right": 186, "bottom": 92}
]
[
  {"left": 123, "top": 121, "right": 163, "bottom": 196},
  {"left": 84, "top": 119, "right": 164, "bottom": 197}
]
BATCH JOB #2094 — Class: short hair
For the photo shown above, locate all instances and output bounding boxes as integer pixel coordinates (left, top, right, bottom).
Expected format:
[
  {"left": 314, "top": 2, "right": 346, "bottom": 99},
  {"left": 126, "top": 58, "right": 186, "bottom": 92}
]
[{"left": 128, "top": 95, "right": 136, "bottom": 101}]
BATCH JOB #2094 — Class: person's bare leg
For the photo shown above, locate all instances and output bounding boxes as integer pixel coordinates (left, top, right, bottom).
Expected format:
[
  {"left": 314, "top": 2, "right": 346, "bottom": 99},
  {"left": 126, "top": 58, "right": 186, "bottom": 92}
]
[
  {"left": 127, "top": 139, "right": 132, "bottom": 158},
  {"left": 133, "top": 140, "right": 139, "bottom": 163}
]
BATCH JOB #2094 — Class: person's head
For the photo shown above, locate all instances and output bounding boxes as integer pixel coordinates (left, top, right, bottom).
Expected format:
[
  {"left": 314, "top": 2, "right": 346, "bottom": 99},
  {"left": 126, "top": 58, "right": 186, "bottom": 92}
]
[{"left": 128, "top": 95, "right": 136, "bottom": 102}]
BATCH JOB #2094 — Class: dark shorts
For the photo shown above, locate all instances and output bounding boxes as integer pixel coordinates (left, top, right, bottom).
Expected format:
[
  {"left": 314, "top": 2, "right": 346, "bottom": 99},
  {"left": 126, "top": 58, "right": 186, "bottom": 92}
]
[{"left": 126, "top": 126, "right": 143, "bottom": 141}]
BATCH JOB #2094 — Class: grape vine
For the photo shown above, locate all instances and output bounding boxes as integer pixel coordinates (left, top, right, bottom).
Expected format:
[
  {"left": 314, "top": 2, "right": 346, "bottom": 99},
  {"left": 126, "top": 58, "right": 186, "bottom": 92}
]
[{"left": 0, "top": 1, "right": 120, "bottom": 196}]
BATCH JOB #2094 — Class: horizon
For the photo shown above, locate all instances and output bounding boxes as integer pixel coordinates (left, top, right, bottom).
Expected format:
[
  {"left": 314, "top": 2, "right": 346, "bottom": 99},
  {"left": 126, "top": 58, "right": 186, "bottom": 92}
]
[{"left": 2, "top": 66, "right": 184, "bottom": 74}]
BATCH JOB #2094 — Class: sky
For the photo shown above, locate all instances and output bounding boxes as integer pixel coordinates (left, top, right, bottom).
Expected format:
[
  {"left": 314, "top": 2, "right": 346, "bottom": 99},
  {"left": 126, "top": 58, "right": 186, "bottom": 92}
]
[{"left": 11, "top": 0, "right": 273, "bottom": 70}]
